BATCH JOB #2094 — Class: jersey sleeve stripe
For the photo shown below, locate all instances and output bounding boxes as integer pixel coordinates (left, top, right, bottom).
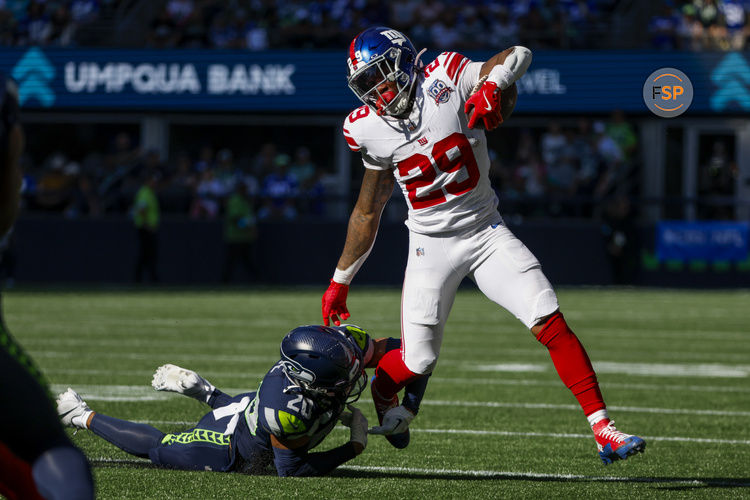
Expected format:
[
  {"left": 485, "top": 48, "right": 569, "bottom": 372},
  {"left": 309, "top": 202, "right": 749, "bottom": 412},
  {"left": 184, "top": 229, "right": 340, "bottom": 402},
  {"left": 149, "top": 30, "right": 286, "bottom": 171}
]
[
  {"left": 344, "top": 135, "right": 360, "bottom": 151},
  {"left": 446, "top": 53, "right": 469, "bottom": 83},
  {"left": 453, "top": 58, "right": 470, "bottom": 84}
]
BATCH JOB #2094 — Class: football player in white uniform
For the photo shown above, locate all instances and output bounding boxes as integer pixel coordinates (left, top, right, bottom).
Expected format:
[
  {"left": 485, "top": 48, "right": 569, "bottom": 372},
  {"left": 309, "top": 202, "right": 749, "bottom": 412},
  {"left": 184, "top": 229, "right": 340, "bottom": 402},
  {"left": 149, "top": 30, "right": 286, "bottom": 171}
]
[{"left": 321, "top": 27, "right": 645, "bottom": 465}]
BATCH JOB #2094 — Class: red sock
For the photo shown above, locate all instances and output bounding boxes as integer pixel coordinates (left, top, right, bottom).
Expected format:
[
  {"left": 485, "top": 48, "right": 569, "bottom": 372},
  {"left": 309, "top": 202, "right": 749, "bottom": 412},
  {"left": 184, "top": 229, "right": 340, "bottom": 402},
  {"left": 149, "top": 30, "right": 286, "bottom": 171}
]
[
  {"left": 535, "top": 312, "right": 605, "bottom": 416},
  {"left": 372, "top": 348, "right": 421, "bottom": 399}
]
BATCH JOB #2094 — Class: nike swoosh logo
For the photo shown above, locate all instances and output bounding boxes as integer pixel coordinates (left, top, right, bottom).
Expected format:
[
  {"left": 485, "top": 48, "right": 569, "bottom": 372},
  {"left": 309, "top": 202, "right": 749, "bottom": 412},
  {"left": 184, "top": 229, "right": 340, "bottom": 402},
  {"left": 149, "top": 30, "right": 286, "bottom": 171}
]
[{"left": 482, "top": 92, "right": 492, "bottom": 111}]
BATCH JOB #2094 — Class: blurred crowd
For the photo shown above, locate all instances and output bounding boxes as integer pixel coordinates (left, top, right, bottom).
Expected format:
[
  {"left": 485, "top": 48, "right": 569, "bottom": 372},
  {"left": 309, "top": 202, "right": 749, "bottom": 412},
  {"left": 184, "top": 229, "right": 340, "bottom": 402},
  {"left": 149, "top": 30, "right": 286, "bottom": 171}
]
[
  {"left": 649, "top": 0, "right": 750, "bottom": 50},
  {"left": 19, "top": 135, "right": 340, "bottom": 222},
  {"left": 1, "top": 0, "right": 618, "bottom": 50},
  {"left": 144, "top": 0, "right": 617, "bottom": 51},
  {"left": 3, "top": 0, "right": 748, "bottom": 51},
  {"left": 0, "top": 0, "right": 115, "bottom": 46},
  {"left": 489, "top": 110, "right": 638, "bottom": 218}
]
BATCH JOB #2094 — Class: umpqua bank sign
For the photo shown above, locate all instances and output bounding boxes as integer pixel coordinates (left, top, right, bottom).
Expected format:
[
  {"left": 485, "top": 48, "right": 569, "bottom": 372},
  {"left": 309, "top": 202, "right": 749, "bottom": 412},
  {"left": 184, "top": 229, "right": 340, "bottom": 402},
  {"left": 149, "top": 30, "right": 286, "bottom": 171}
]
[{"left": 9, "top": 47, "right": 298, "bottom": 110}]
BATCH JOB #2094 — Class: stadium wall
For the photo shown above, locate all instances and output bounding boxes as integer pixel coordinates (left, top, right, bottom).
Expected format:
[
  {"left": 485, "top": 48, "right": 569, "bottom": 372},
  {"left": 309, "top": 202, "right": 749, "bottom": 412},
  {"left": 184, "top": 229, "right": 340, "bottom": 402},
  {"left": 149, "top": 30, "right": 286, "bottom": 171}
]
[{"left": 10, "top": 216, "right": 747, "bottom": 287}]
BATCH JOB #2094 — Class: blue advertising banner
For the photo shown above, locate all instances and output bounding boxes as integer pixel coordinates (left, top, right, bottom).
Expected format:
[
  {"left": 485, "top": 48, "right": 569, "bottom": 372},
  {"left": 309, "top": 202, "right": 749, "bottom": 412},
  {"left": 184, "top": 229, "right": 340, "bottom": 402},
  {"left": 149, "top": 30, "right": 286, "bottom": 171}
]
[
  {"left": 656, "top": 221, "right": 749, "bottom": 261},
  {"left": 2, "top": 47, "right": 749, "bottom": 113}
]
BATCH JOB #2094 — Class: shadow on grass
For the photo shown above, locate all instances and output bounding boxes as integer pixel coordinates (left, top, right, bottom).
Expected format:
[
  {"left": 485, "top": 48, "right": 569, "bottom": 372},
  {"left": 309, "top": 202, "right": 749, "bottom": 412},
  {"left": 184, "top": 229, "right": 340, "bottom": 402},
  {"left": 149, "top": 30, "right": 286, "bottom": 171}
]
[
  {"left": 89, "top": 459, "right": 750, "bottom": 489},
  {"left": 330, "top": 469, "right": 750, "bottom": 488}
]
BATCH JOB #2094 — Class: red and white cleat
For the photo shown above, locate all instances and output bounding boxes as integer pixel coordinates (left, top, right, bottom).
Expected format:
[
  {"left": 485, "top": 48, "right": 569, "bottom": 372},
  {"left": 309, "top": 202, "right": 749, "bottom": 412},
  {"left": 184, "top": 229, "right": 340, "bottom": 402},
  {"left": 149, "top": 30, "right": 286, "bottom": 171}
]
[{"left": 593, "top": 419, "right": 646, "bottom": 465}]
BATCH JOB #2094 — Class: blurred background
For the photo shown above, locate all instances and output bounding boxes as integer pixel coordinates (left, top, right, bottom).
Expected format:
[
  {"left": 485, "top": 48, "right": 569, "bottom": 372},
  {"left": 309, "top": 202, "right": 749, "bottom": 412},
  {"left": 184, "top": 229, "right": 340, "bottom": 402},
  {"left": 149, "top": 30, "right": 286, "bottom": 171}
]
[{"left": 0, "top": 0, "right": 748, "bottom": 288}]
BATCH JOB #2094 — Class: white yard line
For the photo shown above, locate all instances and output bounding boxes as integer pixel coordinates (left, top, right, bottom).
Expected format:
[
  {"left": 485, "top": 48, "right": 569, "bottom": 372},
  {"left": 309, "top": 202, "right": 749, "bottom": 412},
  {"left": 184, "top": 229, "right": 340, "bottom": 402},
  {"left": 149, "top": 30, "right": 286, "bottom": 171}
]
[
  {"left": 124, "top": 422, "right": 750, "bottom": 446},
  {"left": 431, "top": 376, "right": 750, "bottom": 393},
  {"left": 423, "top": 400, "right": 750, "bottom": 417},
  {"left": 469, "top": 361, "right": 750, "bottom": 378},
  {"left": 50, "top": 384, "right": 750, "bottom": 417},
  {"left": 88, "top": 458, "right": 750, "bottom": 486}
]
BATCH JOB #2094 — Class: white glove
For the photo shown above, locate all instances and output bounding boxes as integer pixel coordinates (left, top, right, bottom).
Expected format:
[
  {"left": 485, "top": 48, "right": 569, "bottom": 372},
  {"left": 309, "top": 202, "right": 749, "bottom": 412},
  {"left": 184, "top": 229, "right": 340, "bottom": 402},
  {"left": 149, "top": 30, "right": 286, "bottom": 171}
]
[
  {"left": 340, "top": 405, "right": 368, "bottom": 449},
  {"left": 368, "top": 405, "right": 414, "bottom": 435},
  {"left": 152, "top": 364, "right": 215, "bottom": 403}
]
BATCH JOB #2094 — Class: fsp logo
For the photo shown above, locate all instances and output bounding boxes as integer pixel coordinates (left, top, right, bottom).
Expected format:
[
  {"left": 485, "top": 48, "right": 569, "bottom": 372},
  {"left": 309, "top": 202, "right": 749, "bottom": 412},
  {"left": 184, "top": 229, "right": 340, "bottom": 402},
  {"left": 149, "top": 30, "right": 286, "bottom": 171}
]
[
  {"left": 380, "top": 29, "right": 406, "bottom": 46},
  {"left": 642, "top": 67, "right": 693, "bottom": 118}
]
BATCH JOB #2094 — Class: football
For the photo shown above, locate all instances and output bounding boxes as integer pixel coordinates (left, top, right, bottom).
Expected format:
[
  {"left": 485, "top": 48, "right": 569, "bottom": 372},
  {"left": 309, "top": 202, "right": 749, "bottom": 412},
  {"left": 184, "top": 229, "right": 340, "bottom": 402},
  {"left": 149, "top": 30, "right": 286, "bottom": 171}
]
[{"left": 467, "top": 79, "right": 518, "bottom": 128}]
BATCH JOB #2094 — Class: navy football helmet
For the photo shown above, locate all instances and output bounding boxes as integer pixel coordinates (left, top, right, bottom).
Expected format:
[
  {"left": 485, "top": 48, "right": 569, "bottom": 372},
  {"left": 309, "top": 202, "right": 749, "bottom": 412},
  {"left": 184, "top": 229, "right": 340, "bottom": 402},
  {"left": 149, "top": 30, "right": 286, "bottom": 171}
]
[
  {"left": 347, "top": 27, "right": 424, "bottom": 117},
  {"left": 280, "top": 325, "right": 366, "bottom": 405}
]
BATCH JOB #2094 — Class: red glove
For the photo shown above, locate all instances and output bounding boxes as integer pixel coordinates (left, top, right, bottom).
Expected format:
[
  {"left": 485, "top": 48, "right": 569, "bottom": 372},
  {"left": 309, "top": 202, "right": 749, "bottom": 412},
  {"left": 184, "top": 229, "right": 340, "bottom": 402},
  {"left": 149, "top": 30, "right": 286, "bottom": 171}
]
[
  {"left": 464, "top": 81, "right": 503, "bottom": 130},
  {"left": 322, "top": 279, "right": 350, "bottom": 326}
]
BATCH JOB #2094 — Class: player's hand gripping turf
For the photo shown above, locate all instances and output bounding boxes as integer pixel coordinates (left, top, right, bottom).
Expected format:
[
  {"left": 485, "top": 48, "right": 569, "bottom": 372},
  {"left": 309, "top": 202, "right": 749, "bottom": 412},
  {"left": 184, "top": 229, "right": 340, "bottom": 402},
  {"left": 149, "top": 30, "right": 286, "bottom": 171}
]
[
  {"left": 369, "top": 404, "right": 415, "bottom": 435},
  {"left": 340, "top": 404, "right": 368, "bottom": 453},
  {"left": 464, "top": 77, "right": 503, "bottom": 130},
  {"left": 152, "top": 364, "right": 215, "bottom": 403},
  {"left": 322, "top": 279, "right": 350, "bottom": 326}
]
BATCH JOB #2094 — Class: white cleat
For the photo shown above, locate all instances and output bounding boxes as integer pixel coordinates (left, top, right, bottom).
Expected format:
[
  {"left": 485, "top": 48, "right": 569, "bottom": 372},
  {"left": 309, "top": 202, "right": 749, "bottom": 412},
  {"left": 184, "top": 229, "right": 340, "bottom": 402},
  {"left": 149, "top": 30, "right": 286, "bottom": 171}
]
[
  {"left": 152, "top": 364, "right": 215, "bottom": 403},
  {"left": 56, "top": 388, "right": 93, "bottom": 429}
]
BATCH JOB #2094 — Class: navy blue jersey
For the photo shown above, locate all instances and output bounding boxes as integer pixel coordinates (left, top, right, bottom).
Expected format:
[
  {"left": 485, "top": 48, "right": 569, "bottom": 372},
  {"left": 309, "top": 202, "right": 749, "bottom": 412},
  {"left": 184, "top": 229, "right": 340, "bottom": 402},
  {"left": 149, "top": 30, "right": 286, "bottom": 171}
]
[{"left": 230, "top": 326, "right": 372, "bottom": 473}]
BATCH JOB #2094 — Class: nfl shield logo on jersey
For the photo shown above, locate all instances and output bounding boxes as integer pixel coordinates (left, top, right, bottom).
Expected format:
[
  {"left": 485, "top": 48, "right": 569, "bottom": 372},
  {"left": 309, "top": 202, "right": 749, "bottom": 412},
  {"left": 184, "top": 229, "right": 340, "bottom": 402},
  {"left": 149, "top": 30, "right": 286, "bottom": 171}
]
[
  {"left": 416, "top": 247, "right": 425, "bottom": 257},
  {"left": 428, "top": 80, "right": 452, "bottom": 105}
]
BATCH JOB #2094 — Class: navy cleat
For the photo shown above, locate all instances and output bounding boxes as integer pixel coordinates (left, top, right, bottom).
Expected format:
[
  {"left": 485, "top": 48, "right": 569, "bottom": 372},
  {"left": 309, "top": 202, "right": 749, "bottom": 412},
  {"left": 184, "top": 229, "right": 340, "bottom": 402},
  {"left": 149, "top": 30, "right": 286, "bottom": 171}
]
[
  {"left": 593, "top": 419, "right": 646, "bottom": 465},
  {"left": 370, "top": 376, "right": 410, "bottom": 449}
]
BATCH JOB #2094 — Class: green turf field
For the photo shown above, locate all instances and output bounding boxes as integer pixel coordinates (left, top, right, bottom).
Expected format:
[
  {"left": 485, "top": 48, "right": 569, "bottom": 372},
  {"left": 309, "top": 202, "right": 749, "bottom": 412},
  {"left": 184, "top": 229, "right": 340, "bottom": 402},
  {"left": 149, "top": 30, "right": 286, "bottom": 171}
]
[{"left": 3, "top": 288, "right": 750, "bottom": 499}]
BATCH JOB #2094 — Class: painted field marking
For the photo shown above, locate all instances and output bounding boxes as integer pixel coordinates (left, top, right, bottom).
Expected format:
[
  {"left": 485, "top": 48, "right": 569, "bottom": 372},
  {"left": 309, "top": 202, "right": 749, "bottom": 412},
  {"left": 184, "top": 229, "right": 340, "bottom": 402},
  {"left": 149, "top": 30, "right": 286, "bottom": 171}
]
[
  {"left": 432, "top": 376, "right": 750, "bottom": 393},
  {"left": 88, "top": 458, "right": 750, "bottom": 486},
  {"left": 125, "top": 422, "right": 750, "bottom": 446},
  {"left": 51, "top": 384, "right": 750, "bottom": 417},
  {"left": 470, "top": 362, "right": 750, "bottom": 378},
  {"left": 423, "top": 400, "right": 750, "bottom": 417}
]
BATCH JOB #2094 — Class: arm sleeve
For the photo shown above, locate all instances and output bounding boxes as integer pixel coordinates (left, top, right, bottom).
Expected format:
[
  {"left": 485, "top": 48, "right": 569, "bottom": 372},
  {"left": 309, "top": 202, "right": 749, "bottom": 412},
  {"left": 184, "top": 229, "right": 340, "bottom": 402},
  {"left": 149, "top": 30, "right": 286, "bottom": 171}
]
[
  {"left": 456, "top": 61, "right": 484, "bottom": 99},
  {"left": 207, "top": 389, "right": 235, "bottom": 409},
  {"left": 273, "top": 442, "right": 358, "bottom": 477}
]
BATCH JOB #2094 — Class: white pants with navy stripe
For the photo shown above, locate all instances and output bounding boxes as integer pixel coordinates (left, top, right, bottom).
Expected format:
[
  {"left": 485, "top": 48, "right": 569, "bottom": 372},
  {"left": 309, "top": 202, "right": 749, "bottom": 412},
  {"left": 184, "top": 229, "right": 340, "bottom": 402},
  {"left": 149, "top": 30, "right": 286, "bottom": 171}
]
[{"left": 401, "top": 220, "right": 559, "bottom": 374}]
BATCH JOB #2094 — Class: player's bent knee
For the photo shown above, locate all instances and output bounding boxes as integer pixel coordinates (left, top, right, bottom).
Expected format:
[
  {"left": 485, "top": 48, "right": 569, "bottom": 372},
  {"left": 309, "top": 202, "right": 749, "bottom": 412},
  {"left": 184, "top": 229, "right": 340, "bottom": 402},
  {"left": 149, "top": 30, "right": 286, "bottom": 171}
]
[{"left": 404, "top": 355, "right": 437, "bottom": 376}]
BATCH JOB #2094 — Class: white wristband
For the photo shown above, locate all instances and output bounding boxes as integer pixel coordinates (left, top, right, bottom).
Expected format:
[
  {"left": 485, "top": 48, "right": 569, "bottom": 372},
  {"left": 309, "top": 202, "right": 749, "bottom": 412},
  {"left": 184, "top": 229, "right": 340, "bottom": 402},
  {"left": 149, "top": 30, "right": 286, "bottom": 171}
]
[
  {"left": 333, "top": 267, "right": 354, "bottom": 285},
  {"left": 487, "top": 65, "right": 514, "bottom": 91}
]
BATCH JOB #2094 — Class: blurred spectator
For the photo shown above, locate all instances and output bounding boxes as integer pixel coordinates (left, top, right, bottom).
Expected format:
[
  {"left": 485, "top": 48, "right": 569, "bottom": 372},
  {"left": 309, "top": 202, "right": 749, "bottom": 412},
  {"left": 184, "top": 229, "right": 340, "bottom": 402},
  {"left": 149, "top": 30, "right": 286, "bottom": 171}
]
[
  {"left": 721, "top": 0, "right": 747, "bottom": 49},
  {"left": 32, "top": 153, "right": 76, "bottom": 211},
  {"left": 489, "top": 6, "right": 519, "bottom": 48},
  {"left": 70, "top": 0, "right": 100, "bottom": 25},
  {"left": 18, "top": 1, "right": 51, "bottom": 45},
  {"left": 191, "top": 168, "right": 223, "bottom": 219},
  {"left": 47, "top": 3, "right": 74, "bottom": 45},
  {"left": 601, "top": 193, "right": 638, "bottom": 285},
  {"left": 65, "top": 173, "right": 101, "bottom": 218},
  {"left": 166, "top": 0, "right": 194, "bottom": 26},
  {"left": 147, "top": 7, "right": 178, "bottom": 48},
  {"left": 161, "top": 151, "right": 197, "bottom": 213},
  {"left": 288, "top": 146, "right": 316, "bottom": 189},
  {"left": 592, "top": 121, "right": 624, "bottom": 199},
  {"left": 258, "top": 153, "right": 298, "bottom": 221},
  {"left": 649, "top": 4, "right": 679, "bottom": 50},
  {"left": 698, "top": 140, "right": 737, "bottom": 219},
  {"left": 222, "top": 182, "right": 258, "bottom": 283},
  {"left": 606, "top": 110, "right": 638, "bottom": 162},
  {"left": 541, "top": 122, "right": 566, "bottom": 167},
  {"left": 132, "top": 171, "right": 160, "bottom": 283}
]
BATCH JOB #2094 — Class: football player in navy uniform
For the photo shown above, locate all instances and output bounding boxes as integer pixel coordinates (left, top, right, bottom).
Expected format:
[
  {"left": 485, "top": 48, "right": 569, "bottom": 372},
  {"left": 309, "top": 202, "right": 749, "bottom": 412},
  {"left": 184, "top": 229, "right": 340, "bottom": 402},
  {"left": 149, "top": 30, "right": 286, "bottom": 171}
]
[
  {"left": 57, "top": 325, "right": 399, "bottom": 476},
  {"left": 0, "top": 73, "right": 95, "bottom": 499}
]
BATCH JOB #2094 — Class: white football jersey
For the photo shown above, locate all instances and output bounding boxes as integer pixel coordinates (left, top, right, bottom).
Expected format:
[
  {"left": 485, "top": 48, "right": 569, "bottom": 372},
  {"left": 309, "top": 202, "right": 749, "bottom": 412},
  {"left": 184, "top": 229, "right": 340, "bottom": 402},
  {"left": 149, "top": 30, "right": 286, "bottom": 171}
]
[{"left": 343, "top": 52, "right": 500, "bottom": 235}]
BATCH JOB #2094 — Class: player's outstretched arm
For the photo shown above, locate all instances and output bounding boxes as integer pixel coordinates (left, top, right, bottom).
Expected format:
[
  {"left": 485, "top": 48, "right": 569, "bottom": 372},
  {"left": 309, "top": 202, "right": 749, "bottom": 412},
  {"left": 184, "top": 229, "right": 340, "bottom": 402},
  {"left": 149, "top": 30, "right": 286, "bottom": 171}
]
[
  {"left": 271, "top": 406, "right": 368, "bottom": 477},
  {"left": 151, "top": 364, "right": 218, "bottom": 405},
  {"left": 322, "top": 169, "right": 395, "bottom": 326}
]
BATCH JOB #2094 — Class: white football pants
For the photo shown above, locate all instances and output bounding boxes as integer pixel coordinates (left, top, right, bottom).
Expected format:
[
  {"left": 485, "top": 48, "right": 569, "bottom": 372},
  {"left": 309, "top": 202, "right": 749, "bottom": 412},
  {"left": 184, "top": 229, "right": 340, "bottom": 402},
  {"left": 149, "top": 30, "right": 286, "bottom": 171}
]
[{"left": 401, "top": 219, "right": 559, "bottom": 374}]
